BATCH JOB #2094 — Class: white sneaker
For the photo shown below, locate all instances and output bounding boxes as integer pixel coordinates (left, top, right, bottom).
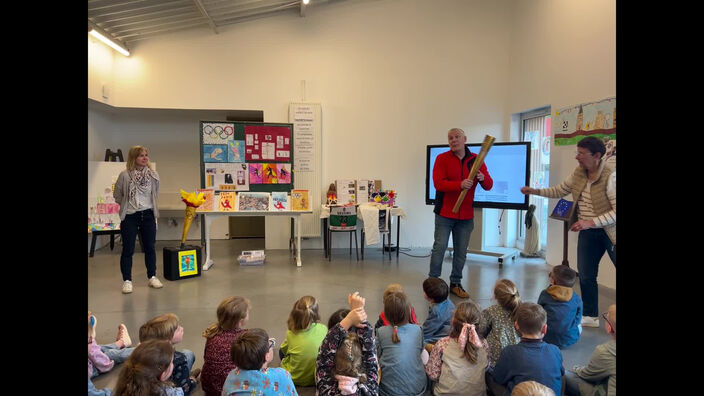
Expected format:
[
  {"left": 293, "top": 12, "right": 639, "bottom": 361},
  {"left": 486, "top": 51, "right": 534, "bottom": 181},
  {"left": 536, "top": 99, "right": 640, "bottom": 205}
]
[
  {"left": 117, "top": 324, "right": 132, "bottom": 348},
  {"left": 122, "top": 280, "right": 133, "bottom": 294},
  {"left": 148, "top": 276, "right": 163, "bottom": 289},
  {"left": 581, "top": 316, "right": 599, "bottom": 328}
]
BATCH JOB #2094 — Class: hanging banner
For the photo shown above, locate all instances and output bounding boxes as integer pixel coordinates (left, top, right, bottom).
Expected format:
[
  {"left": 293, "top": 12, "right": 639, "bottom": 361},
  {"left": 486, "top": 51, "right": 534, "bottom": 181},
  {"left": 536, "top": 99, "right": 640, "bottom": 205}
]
[{"left": 553, "top": 97, "right": 616, "bottom": 148}]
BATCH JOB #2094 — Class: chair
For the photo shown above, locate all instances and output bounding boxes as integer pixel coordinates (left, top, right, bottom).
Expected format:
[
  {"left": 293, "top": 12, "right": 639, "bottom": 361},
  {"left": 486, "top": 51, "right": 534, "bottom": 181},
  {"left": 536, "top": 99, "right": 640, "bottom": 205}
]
[
  {"left": 361, "top": 207, "right": 392, "bottom": 260},
  {"left": 327, "top": 205, "right": 359, "bottom": 261}
]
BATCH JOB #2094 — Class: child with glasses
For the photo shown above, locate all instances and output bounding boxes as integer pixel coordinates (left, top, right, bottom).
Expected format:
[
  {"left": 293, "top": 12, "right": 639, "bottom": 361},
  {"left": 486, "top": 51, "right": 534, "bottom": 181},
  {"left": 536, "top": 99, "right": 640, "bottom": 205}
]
[
  {"left": 538, "top": 265, "right": 583, "bottom": 349},
  {"left": 221, "top": 328, "right": 298, "bottom": 396},
  {"left": 564, "top": 304, "right": 616, "bottom": 396}
]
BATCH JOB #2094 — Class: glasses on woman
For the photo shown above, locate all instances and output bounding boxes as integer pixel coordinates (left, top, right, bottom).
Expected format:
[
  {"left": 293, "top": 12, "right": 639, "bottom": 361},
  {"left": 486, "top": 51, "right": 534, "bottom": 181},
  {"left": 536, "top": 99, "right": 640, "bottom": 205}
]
[
  {"left": 268, "top": 338, "right": 276, "bottom": 350},
  {"left": 601, "top": 312, "right": 612, "bottom": 327}
]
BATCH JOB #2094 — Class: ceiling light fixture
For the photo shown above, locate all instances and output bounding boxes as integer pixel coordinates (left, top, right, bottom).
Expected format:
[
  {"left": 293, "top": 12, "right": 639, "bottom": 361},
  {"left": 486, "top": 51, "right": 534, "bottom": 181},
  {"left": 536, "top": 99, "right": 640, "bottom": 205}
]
[
  {"left": 302, "top": 0, "right": 310, "bottom": 4},
  {"left": 88, "top": 23, "right": 130, "bottom": 57}
]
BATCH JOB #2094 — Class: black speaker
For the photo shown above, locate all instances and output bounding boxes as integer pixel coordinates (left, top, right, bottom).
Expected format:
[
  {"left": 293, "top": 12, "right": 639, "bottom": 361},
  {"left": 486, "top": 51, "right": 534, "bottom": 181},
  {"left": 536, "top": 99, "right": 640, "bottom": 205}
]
[{"left": 163, "top": 245, "right": 202, "bottom": 281}]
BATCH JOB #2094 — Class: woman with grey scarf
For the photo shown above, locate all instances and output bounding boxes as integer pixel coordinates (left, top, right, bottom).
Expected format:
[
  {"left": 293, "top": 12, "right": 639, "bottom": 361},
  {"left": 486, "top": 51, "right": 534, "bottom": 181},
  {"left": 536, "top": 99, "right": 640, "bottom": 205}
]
[{"left": 113, "top": 145, "right": 163, "bottom": 294}]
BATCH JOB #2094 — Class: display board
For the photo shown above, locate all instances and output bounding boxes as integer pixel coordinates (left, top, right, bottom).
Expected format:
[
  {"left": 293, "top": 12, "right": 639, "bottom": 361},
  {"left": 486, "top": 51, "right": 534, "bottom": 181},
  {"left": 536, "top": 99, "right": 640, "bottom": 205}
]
[
  {"left": 425, "top": 142, "right": 530, "bottom": 210},
  {"left": 200, "top": 121, "right": 294, "bottom": 193}
]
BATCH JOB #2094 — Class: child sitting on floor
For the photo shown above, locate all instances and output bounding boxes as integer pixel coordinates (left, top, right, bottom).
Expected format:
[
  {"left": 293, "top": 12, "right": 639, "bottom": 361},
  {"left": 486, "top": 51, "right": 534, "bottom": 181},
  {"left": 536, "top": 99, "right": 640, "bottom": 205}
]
[
  {"left": 376, "top": 290, "right": 427, "bottom": 396},
  {"left": 88, "top": 311, "right": 134, "bottom": 396},
  {"left": 564, "top": 304, "right": 616, "bottom": 396},
  {"left": 422, "top": 277, "right": 455, "bottom": 347},
  {"left": 280, "top": 295, "right": 328, "bottom": 387},
  {"left": 316, "top": 292, "right": 379, "bottom": 396},
  {"left": 139, "top": 313, "right": 199, "bottom": 395},
  {"left": 374, "top": 283, "right": 418, "bottom": 332},
  {"left": 477, "top": 279, "right": 522, "bottom": 367},
  {"left": 114, "top": 339, "right": 184, "bottom": 396},
  {"left": 537, "top": 265, "right": 583, "bottom": 349},
  {"left": 221, "top": 328, "right": 298, "bottom": 396},
  {"left": 488, "top": 303, "right": 564, "bottom": 396},
  {"left": 201, "top": 296, "right": 250, "bottom": 396},
  {"left": 425, "top": 300, "right": 489, "bottom": 396}
]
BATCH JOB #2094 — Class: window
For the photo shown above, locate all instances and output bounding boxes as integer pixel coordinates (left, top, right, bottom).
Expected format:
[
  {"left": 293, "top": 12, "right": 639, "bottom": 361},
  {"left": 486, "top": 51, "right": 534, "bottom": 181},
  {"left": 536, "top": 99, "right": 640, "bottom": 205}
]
[{"left": 518, "top": 108, "right": 550, "bottom": 250}]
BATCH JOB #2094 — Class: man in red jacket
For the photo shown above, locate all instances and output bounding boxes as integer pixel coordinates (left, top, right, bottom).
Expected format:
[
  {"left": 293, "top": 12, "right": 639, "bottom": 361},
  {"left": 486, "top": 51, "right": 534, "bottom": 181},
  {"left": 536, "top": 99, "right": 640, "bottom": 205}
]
[{"left": 429, "top": 128, "right": 493, "bottom": 298}]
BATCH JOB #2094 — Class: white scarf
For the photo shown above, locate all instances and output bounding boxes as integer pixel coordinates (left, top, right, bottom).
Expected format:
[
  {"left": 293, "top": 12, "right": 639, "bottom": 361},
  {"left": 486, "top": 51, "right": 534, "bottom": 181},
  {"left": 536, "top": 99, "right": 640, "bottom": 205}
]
[{"left": 128, "top": 166, "right": 157, "bottom": 209}]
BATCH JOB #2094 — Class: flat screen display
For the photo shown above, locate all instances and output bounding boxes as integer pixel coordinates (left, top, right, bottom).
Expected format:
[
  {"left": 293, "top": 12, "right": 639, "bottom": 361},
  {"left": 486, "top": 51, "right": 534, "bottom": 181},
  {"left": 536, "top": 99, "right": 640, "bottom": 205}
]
[{"left": 425, "top": 142, "right": 531, "bottom": 210}]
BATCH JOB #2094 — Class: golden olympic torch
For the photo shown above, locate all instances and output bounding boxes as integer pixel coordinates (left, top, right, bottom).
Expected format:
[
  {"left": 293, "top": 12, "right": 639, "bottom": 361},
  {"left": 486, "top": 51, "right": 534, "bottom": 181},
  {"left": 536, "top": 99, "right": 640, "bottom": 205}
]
[
  {"left": 451, "top": 134, "right": 495, "bottom": 213},
  {"left": 180, "top": 190, "right": 206, "bottom": 248}
]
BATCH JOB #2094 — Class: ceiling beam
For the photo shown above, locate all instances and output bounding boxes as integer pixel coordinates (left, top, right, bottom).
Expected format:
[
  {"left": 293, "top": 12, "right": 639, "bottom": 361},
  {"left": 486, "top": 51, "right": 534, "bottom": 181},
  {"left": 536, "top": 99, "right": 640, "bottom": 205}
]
[{"left": 192, "top": 0, "right": 219, "bottom": 34}]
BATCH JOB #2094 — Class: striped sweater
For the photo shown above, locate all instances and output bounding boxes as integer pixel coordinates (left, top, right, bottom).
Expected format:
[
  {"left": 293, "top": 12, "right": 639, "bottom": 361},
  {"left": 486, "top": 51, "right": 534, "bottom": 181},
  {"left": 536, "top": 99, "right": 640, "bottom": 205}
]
[{"left": 536, "top": 160, "right": 615, "bottom": 244}]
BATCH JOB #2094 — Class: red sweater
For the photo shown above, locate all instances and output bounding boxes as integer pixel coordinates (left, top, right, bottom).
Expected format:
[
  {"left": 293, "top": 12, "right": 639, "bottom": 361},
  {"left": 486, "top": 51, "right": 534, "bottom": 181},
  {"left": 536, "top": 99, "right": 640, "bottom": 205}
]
[{"left": 433, "top": 147, "right": 493, "bottom": 220}]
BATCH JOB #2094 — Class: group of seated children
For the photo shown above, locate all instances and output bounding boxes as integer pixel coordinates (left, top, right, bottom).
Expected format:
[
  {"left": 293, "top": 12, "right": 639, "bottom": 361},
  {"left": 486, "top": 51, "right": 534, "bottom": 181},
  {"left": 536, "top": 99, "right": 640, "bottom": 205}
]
[{"left": 88, "top": 264, "right": 615, "bottom": 396}]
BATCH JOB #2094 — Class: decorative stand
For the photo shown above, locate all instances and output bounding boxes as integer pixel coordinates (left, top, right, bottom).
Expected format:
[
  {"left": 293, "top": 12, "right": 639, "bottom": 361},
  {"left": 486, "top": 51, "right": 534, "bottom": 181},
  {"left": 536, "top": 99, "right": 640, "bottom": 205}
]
[{"left": 549, "top": 198, "right": 576, "bottom": 268}]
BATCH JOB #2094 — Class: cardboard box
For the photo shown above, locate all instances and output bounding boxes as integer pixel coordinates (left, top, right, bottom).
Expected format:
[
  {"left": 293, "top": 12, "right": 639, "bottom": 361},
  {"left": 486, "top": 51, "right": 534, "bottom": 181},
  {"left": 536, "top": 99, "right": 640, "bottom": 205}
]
[{"left": 238, "top": 249, "right": 265, "bottom": 266}]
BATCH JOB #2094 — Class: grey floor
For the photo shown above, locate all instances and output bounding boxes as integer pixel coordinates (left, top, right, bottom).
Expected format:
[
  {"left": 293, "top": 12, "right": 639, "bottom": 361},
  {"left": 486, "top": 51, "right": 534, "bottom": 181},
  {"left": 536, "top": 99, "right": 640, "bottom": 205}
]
[{"left": 88, "top": 239, "right": 615, "bottom": 395}]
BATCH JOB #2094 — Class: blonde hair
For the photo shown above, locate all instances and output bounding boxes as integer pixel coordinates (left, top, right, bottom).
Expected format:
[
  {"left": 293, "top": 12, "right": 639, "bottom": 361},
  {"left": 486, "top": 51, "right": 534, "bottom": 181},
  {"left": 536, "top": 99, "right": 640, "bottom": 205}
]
[
  {"left": 287, "top": 295, "right": 321, "bottom": 332},
  {"left": 511, "top": 380, "right": 555, "bottom": 396},
  {"left": 203, "top": 296, "right": 250, "bottom": 339},
  {"left": 494, "top": 279, "right": 521, "bottom": 320},
  {"left": 126, "top": 145, "right": 151, "bottom": 171},
  {"left": 139, "top": 313, "right": 180, "bottom": 342},
  {"left": 383, "top": 283, "right": 403, "bottom": 300},
  {"left": 448, "top": 127, "right": 466, "bottom": 137}
]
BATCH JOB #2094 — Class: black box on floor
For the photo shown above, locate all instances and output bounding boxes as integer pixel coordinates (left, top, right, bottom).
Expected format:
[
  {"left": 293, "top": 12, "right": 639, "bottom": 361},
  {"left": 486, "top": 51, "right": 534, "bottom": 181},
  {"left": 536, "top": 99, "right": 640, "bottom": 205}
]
[{"left": 163, "top": 245, "right": 202, "bottom": 281}]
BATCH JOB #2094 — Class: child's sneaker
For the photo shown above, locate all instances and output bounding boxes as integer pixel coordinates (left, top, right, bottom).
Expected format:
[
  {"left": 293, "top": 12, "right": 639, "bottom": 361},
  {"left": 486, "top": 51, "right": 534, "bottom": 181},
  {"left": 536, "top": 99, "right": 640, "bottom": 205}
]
[
  {"left": 581, "top": 316, "right": 600, "bottom": 328},
  {"left": 148, "top": 276, "right": 163, "bottom": 289},
  {"left": 117, "top": 324, "right": 132, "bottom": 348},
  {"left": 122, "top": 280, "right": 133, "bottom": 294}
]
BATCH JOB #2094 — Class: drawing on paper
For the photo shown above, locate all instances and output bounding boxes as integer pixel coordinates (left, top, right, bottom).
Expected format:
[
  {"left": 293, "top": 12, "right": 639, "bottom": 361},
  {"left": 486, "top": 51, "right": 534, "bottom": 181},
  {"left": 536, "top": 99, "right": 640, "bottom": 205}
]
[
  {"left": 237, "top": 192, "right": 271, "bottom": 211},
  {"left": 203, "top": 144, "right": 228, "bottom": 163},
  {"left": 249, "top": 163, "right": 263, "bottom": 184}
]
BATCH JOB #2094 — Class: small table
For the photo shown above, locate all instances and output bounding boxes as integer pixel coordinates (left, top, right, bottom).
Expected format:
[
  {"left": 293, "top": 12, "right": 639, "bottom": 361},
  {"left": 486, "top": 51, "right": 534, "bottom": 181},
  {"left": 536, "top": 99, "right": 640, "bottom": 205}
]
[
  {"left": 201, "top": 210, "right": 313, "bottom": 269},
  {"left": 88, "top": 229, "right": 144, "bottom": 257}
]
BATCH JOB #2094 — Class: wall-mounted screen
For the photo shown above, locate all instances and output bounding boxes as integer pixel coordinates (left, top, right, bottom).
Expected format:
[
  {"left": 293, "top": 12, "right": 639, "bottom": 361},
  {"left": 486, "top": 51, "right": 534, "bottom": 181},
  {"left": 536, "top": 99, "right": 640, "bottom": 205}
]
[{"left": 425, "top": 142, "right": 531, "bottom": 210}]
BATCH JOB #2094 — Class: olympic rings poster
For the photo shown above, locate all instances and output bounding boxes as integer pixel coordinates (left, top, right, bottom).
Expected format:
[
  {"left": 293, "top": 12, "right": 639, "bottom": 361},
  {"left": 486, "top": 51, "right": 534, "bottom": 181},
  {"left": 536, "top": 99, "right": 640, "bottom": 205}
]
[{"left": 202, "top": 122, "right": 235, "bottom": 144}]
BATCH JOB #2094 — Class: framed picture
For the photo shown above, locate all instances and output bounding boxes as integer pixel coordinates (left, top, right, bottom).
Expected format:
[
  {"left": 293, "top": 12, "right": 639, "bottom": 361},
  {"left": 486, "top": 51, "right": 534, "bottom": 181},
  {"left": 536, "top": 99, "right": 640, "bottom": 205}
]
[
  {"left": 237, "top": 192, "right": 271, "bottom": 211},
  {"left": 178, "top": 250, "right": 199, "bottom": 277}
]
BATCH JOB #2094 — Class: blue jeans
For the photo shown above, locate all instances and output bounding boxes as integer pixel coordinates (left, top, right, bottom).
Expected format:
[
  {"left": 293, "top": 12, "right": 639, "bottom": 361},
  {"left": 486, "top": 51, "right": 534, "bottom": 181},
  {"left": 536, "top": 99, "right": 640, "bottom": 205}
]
[
  {"left": 181, "top": 349, "right": 195, "bottom": 372},
  {"left": 577, "top": 228, "right": 616, "bottom": 317},
  {"left": 429, "top": 214, "right": 474, "bottom": 285},
  {"left": 120, "top": 209, "right": 157, "bottom": 281},
  {"left": 91, "top": 343, "right": 135, "bottom": 379},
  {"left": 88, "top": 378, "right": 112, "bottom": 396}
]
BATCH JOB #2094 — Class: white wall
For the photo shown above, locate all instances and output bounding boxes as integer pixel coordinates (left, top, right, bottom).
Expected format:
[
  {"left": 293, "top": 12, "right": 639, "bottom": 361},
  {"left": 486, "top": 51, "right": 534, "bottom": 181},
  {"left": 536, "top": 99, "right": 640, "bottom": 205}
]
[{"left": 506, "top": 0, "right": 616, "bottom": 288}]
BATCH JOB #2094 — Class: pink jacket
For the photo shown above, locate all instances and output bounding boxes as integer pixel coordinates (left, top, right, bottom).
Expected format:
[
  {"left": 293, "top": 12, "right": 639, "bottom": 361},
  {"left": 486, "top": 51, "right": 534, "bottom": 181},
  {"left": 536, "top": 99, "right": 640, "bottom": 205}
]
[{"left": 88, "top": 339, "right": 114, "bottom": 378}]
